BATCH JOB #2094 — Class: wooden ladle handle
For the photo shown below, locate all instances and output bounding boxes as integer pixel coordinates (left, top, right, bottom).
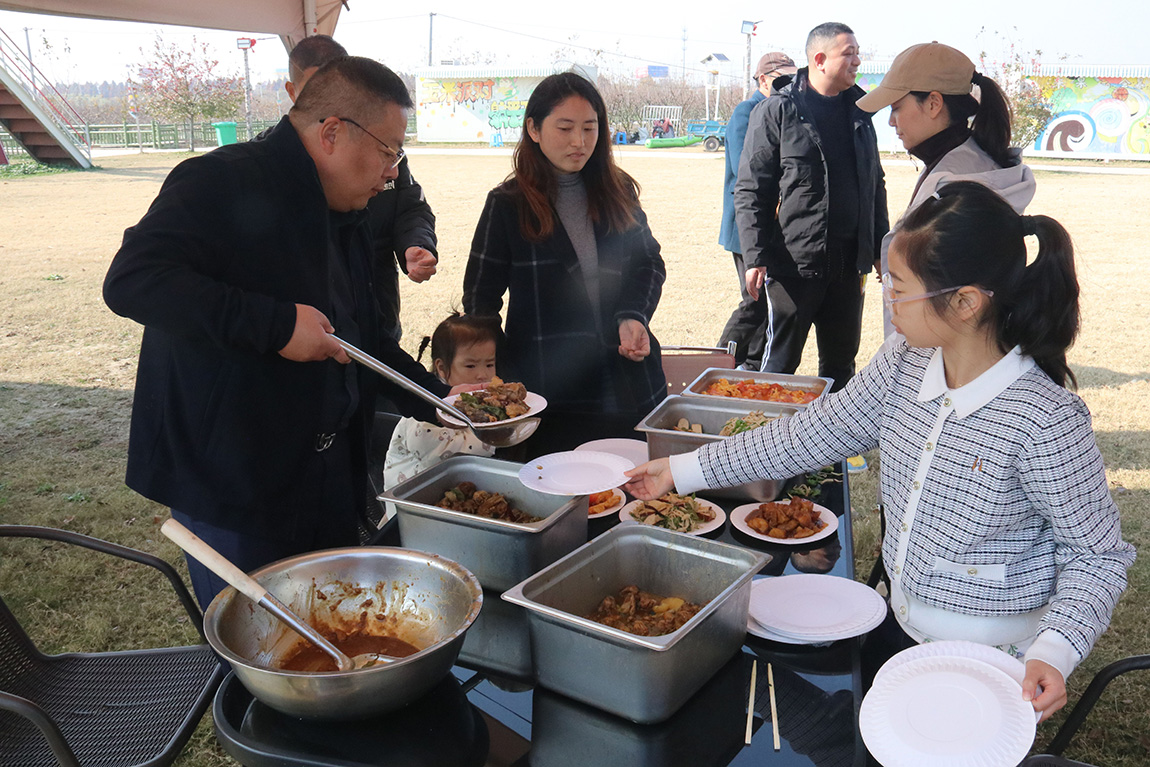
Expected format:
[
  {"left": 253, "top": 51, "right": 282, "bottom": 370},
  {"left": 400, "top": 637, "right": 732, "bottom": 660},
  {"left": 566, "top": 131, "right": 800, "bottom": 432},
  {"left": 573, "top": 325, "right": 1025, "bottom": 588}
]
[{"left": 161, "top": 518, "right": 268, "bottom": 605}]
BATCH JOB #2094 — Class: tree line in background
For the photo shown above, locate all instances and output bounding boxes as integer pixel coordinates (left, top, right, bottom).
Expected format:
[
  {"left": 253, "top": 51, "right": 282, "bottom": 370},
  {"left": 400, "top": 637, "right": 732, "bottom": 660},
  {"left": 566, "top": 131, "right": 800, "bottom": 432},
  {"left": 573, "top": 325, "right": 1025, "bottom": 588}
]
[{"left": 32, "top": 30, "right": 1056, "bottom": 152}]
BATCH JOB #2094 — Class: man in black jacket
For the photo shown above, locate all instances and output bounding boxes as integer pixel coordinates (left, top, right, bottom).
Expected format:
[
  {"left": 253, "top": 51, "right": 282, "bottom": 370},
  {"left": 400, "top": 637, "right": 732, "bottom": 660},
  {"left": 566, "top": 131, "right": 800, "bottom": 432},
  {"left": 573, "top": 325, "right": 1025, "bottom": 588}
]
[
  {"left": 734, "top": 22, "right": 888, "bottom": 390},
  {"left": 104, "top": 58, "right": 457, "bottom": 609},
  {"left": 281, "top": 35, "right": 438, "bottom": 341}
]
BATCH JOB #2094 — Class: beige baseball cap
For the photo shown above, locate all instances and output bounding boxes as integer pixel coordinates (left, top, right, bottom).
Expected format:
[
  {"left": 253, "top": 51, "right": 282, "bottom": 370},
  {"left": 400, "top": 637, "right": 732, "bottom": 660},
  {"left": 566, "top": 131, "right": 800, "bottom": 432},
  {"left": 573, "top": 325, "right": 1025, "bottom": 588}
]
[
  {"left": 755, "top": 51, "right": 798, "bottom": 78},
  {"left": 856, "top": 42, "right": 975, "bottom": 112}
]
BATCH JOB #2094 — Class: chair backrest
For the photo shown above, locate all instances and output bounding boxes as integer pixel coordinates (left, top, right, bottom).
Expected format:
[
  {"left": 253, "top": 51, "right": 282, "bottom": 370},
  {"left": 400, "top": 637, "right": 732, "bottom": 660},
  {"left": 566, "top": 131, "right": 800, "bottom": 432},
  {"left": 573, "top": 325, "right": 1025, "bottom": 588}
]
[{"left": 661, "top": 344, "right": 737, "bottom": 396}]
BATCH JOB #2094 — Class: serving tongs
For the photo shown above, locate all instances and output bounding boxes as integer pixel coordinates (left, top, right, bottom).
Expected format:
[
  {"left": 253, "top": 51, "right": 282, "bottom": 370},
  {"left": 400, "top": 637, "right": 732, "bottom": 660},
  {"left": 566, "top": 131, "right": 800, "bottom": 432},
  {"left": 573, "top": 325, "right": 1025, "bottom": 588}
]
[{"left": 333, "top": 336, "right": 540, "bottom": 448}]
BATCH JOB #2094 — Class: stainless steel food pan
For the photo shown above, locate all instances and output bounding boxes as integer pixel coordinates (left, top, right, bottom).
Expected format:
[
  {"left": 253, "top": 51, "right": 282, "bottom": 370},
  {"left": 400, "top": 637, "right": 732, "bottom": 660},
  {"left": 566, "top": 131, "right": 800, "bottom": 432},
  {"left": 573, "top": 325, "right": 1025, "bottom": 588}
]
[
  {"left": 635, "top": 395, "right": 797, "bottom": 502},
  {"left": 529, "top": 652, "right": 748, "bottom": 767},
  {"left": 502, "top": 525, "right": 769, "bottom": 723},
  {"left": 682, "top": 367, "right": 833, "bottom": 407},
  {"left": 379, "top": 455, "right": 587, "bottom": 592}
]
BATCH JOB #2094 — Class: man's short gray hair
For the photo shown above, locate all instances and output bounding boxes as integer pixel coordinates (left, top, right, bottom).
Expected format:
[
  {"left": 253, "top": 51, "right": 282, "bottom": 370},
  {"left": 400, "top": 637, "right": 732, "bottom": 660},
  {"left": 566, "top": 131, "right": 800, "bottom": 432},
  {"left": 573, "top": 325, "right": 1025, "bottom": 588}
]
[
  {"left": 287, "top": 35, "right": 348, "bottom": 84},
  {"left": 805, "top": 22, "right": 855, "bottom": 62},
  {"left": 291, "top": 56, "right": 413, "bottom": 126}
]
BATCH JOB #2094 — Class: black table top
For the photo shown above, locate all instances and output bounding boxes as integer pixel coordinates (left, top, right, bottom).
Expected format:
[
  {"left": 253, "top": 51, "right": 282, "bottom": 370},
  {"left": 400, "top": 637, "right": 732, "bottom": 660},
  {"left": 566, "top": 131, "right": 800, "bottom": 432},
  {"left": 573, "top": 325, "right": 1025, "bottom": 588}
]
[{"left": 214, "top": 465, "right": 868, "bottom": 767}]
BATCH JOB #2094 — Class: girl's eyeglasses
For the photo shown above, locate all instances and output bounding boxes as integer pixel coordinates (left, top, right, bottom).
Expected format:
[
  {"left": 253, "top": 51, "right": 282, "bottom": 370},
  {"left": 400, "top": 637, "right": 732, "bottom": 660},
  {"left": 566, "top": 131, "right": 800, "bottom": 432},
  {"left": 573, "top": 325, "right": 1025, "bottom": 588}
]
[{"left": 881, "top": 273, "right": 993, "bottom": 307}]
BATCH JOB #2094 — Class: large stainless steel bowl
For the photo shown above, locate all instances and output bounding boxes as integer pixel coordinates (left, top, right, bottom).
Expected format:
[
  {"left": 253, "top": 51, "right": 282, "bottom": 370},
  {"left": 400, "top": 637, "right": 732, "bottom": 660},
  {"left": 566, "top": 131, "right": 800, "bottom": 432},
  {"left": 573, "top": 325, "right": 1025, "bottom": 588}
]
[{"left": 203, "top": 547, "right": 482, "bottom": 720}]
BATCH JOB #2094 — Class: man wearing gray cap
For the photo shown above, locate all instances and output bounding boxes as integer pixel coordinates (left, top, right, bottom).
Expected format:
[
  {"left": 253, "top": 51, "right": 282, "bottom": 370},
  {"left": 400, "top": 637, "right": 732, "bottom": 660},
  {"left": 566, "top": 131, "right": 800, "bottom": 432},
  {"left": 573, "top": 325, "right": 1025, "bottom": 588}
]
[
  {"left": 718, "top": 52, "right": 797, "bottom": 369},
  {"left": 734, "top": 23, "right": 887, "bottom": 390}
]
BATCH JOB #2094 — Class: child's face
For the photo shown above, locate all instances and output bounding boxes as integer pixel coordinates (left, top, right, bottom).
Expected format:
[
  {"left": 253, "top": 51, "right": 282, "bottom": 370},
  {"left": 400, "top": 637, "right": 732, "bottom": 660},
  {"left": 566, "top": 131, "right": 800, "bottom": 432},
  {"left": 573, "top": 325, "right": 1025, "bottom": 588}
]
[
  {"left": 436, "top": 340, "right": 497, "bottom": 385},
  {"left": 886, "top": 243, "right": 955, "bottom": 348}
]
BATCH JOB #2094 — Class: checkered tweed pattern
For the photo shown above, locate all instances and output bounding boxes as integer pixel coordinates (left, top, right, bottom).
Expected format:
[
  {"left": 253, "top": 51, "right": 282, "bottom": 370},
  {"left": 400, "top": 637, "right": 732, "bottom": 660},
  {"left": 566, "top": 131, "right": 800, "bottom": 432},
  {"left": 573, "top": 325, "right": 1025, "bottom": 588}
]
[{"left": 697, "top": 343, "right": 1134, "bottom": 659}]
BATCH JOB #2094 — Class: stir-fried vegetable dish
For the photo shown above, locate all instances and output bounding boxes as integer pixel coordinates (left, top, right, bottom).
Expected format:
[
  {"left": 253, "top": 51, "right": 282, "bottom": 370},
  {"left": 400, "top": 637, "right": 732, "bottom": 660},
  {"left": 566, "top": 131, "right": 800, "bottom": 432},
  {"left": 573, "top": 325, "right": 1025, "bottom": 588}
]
[{"left": 628, "top": 493, "right": 715, "bottom": 532}]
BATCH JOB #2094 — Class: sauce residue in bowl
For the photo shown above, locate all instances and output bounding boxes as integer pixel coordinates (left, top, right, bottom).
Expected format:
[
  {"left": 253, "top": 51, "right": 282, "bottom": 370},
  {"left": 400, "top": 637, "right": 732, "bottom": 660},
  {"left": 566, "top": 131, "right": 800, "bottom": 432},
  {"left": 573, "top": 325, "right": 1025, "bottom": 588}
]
[{"left": 279, "top": 633, "right": 420, "bottom": 672}]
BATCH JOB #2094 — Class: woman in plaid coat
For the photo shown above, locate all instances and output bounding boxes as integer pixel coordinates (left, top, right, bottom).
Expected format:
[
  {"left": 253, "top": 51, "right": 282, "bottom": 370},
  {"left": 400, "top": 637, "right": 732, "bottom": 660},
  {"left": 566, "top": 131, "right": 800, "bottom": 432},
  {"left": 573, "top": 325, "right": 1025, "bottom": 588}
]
[{"left": 464, "top": 73, "right": 667, "bottom": 449}]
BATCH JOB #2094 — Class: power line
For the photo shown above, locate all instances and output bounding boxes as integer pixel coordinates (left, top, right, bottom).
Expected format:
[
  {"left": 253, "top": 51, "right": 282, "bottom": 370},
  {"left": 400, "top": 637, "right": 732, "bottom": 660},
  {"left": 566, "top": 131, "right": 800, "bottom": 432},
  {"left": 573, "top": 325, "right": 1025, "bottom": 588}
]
[{"left": 434, "top": 13, "right": 753, "bottom": 82}]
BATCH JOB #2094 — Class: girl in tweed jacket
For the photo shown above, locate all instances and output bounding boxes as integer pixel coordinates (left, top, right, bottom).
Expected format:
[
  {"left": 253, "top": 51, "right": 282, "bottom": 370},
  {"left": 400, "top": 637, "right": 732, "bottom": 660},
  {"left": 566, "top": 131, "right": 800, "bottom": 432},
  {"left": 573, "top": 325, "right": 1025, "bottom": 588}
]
[
  {"left": 626, "top": 182, "right": 1134, "bottom": 721},
  {"left": 463, "top": 73, "right": 667, "bottom": 451}
]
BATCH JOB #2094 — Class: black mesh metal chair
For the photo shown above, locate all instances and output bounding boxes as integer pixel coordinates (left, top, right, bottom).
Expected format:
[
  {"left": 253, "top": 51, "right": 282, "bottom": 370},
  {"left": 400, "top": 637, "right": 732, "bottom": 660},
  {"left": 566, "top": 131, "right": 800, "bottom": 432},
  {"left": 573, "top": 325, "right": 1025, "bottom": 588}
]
[
  {"left": 1020, "top": 654, "right": 1150, "bottom": 766},
  {"left": 0, "top": 525, "right": 224, "bottom": 767}
]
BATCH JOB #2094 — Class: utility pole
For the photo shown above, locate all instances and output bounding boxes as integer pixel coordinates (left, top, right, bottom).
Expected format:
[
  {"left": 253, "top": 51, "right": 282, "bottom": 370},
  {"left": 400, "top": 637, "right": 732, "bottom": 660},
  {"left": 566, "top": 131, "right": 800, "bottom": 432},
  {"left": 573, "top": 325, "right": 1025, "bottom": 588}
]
[
  {"left": 428, "top": 13, "right": 435, "bottom": 67},
  {"left": 237, "top": 38, "right": 256, "bottom": 140},
  {"left": 740, "top": 20, "right": 760, "bottom": 100},
  {"left": 23, "top": 27, "right": 35, "bottom": 91},
  {"left": 681, "top": 27, "right": 687, "bottom": 79}
]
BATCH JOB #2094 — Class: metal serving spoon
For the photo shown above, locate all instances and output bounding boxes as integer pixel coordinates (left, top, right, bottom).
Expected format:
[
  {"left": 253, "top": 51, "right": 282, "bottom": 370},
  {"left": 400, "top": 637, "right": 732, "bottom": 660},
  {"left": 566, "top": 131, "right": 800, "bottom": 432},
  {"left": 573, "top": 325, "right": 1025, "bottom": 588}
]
[
  {"left": 161, "top": 519, "right": 392, "bottom": 671},
  {"left": 332, "top": 336, "right": 540, "bottom": 449}
]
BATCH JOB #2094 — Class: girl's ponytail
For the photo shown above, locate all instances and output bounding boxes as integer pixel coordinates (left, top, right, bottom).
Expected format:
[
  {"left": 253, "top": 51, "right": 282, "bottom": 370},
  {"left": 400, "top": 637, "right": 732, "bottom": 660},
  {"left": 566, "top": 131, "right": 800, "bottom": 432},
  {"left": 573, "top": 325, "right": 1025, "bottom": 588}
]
[
  {"left": 969, "top": 72, "right": 1014, "bottom": 167},
  {"left": 1000, "top": 215, "right": 1080, "bottom": 388},
  {"left": 898, "top": 182, "right": 1081, "bottom": 390}
]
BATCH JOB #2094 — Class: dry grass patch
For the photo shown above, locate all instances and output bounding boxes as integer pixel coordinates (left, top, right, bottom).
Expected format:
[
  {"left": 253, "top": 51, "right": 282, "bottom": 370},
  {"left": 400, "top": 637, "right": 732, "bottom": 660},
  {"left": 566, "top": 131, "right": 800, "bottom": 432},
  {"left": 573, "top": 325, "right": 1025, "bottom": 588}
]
[{"left": 2, "top": 149, "right": 1148, "bottom": 766}]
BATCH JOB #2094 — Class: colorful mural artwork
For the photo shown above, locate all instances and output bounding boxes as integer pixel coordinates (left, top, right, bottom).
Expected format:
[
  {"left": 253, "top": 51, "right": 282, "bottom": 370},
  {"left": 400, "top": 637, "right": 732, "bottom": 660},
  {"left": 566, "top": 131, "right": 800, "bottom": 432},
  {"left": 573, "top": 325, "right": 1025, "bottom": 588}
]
[
  {"left": 1035, "top": 76, "right": 1150, "bottom": 155},
  {"left": 416, "top": 75, "right": 538, "bottom": 144},
  {"left": 856, "top": 64, "right": 1150, "bottom": 158}
]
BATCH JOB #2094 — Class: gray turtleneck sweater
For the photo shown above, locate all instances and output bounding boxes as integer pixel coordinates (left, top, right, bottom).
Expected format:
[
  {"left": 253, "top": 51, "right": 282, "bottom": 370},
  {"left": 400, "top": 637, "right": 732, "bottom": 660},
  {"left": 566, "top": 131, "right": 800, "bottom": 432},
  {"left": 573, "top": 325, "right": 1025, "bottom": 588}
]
[{"left": 555, "top": 172, "right": 601, "bottom": 326}]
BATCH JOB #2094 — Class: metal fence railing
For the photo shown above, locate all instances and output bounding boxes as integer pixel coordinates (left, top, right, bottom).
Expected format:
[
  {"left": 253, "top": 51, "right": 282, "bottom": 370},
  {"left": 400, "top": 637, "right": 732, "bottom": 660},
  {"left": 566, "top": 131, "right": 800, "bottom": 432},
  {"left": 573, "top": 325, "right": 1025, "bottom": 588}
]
[
  {"left": 1, "top": 119, "right": 280, "bottom": 159},
  {"left": 0, "top": 25, "right": 91, "bottom": 160}
]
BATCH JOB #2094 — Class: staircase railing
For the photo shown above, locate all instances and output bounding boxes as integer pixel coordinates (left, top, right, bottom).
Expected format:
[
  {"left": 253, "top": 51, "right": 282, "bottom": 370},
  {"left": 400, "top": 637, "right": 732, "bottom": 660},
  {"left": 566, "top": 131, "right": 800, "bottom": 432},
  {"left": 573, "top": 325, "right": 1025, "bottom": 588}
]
[{"left": 0, "top": 25, "right": 91, "bottom": 160}]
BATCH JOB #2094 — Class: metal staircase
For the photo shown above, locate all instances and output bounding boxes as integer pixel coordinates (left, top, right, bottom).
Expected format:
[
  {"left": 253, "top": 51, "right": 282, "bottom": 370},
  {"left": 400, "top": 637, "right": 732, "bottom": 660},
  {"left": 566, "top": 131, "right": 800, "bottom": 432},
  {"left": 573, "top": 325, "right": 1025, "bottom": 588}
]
[{"left": 0, "top": 25, "right": 90, "bottom": 168}]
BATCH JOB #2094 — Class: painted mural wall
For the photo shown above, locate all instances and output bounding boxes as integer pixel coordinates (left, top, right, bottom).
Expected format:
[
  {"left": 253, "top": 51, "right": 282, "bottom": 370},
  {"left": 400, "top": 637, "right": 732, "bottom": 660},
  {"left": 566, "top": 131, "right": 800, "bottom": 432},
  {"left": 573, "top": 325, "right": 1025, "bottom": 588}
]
[
  {"left": 1035, "top": 76, "right": 1150, "bottom": 156},
  {"left": 415, "top": 76, "right": 539, "bottom": 144},
  {"left": 857, "top": 66, "right": 1150, "bottom": 158}
]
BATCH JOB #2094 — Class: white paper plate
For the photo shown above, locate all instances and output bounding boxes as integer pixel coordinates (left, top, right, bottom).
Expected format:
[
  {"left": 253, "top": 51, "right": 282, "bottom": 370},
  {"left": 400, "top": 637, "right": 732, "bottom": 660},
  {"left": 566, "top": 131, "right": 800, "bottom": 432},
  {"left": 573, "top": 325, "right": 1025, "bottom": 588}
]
[
  {"left": 876, "top": 640, "right": 1027, "bottom": 688},
  {"left": 745, "top": 611, "right": 833, "bottom": 646},
  {"left": 749, "top": 574, "right": 886, "bottom": 641},
  {"left": 441, "top": 391, "right": 547, "bottom": 426},
  {"left": 587, "top": 488, "right": 626, "bottom": 519},
  {"left": 860, "top": 655, "right": 1037, "bottom": 767},
  {"left": 617, "top": 497, "right": 726, "bottom": 536},
  {"left": 730, "top": 500, "right": 838, "bottom": 545},
  {"left": 574, "top": 438, "right": 649, "bottom": 467},
  {"left": 519, "top": 451, "right": 634, "bottom": 495}
]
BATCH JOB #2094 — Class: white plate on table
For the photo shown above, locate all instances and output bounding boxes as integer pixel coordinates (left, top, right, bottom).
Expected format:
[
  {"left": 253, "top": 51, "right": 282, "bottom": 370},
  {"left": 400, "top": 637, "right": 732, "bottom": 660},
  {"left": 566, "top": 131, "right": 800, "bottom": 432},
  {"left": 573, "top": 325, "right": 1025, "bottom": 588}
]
[
  {"left": 730, "top": 500, "right": 839, "bottom": 545},
  {"left": 860, "top": 655, "right": 1037, "bottom": 767},
  {"left": 617, "top": 497, "right": 726, "bottom": 536},
  {"left": 875, "top": 640, "right": 1027, "bottom": 688},
  {"left": 575, "top": 438, "right": 649, "bottom": 468},
  {"left": 519, "top": 451, "right": 634, "bottom": 495},
  {"left": 441, "top": 391, "right": 547, "bottom": 426},
  {"left": 748, "top": 573, "right": 886, "bottom": 641},
  {"left": 588, "top": 488, "right": 626, "bottom": 519}
]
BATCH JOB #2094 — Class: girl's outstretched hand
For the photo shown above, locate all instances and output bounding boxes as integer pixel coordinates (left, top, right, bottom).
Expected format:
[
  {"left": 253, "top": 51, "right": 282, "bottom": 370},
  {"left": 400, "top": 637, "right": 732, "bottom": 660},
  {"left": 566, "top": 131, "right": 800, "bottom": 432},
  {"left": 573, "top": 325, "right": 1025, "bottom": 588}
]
[
  {"left": 447, "top": 383, "right": 486, "bottom": 397},
  {"left": 624, "top": 458, "right": 675, "bottom": 500},
  {"left": 1022, "top": 659, "right": 1066, "bottom": 721}
]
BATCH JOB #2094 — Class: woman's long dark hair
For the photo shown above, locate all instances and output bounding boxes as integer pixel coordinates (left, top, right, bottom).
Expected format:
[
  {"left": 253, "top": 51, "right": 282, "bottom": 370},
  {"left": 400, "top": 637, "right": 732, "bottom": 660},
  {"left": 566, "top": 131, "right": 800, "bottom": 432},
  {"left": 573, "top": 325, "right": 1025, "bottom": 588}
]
[
  {"left": 510, "top": 72, "right": 640, "bottom": 241},
  {"left": 895, "top": 181, "right": 1080, "bottom": 388},
  {"left": 910, "top": 72, "right": 1014, "bottom": 166}
]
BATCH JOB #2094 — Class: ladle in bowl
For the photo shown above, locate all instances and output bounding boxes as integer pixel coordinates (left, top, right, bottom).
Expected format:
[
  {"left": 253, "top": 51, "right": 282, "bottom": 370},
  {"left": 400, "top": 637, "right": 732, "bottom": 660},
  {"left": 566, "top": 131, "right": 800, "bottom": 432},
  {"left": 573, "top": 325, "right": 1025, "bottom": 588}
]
[
  {"left": 161, "top": 519, "right": 393, "bottom": 671},
  {"left": 332, "top": 335, "right": 540, "bottom": 448}
]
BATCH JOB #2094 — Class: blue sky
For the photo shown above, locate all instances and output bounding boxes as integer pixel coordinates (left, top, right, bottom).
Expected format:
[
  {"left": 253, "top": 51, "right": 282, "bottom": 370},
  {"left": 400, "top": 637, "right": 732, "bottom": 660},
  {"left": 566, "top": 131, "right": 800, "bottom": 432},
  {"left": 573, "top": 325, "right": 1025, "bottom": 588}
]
[{"left": 0, "top": 0, "right": 1140, "bottom": 86}]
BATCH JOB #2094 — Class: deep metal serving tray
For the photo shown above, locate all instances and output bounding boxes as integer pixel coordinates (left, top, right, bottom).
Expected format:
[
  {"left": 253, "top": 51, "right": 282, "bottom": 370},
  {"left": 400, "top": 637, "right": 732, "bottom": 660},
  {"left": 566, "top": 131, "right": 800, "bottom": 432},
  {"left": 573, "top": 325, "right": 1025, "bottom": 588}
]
[
  {"left": 681, "top": 367, "right": 833, "bottom": 407},
  {"left": 635, "top": 395, "right": 798, "bottom": 502},
  {"left": 379, "top": 455, "right": 587, "bottom": 593},
  {"left": 502, "top": 525, "right": 769, "bottom": 724}
]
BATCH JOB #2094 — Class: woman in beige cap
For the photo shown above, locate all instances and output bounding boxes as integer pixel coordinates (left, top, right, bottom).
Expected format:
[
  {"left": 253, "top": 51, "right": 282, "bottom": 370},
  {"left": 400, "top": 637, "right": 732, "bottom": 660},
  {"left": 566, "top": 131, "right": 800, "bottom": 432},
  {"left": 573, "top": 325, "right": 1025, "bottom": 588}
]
[{"left": 858, "top": 42, "right": 1035, "bottom": 339}]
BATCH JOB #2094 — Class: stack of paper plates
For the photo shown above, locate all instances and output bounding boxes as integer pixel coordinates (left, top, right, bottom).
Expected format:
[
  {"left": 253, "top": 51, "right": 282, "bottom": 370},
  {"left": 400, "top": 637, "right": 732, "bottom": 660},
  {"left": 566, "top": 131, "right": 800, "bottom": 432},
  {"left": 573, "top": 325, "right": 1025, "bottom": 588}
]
[
  {"left": 746, "top": 574, "right": 886, "bottom": 644},
  {"left": 860, "top": 642, "right": 1036, "bottom": 766}
]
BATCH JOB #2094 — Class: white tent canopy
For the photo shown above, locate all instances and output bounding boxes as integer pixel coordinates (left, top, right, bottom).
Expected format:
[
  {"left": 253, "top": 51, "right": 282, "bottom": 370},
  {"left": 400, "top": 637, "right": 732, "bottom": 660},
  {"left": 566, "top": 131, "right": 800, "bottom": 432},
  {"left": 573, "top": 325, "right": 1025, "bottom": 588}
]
[{"left": 0, "top": 0, "right": 345, "bottom": 50}]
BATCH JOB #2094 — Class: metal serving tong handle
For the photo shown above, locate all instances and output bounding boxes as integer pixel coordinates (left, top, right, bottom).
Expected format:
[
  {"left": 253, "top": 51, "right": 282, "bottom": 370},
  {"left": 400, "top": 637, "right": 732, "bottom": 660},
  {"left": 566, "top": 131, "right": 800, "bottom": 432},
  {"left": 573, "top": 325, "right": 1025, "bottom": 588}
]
[{"left": 332, "top": 336, "right": 474, "bottom": 425}]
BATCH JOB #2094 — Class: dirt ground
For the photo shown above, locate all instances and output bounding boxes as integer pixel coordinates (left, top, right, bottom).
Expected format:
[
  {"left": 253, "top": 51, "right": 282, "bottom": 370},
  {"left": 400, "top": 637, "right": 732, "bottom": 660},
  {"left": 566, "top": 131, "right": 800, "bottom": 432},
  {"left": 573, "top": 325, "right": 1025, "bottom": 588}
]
[{"left": 2, "top": 146, "right": 1149, "bottom": 765}]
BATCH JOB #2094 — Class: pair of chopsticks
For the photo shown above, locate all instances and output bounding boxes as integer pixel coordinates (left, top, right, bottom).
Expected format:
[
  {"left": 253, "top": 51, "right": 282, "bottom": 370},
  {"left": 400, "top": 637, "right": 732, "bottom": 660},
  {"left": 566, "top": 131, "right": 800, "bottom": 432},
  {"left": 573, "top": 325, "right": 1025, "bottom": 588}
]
[{"left": 745, "top": 660, "right": 781, "bottom": 750}]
